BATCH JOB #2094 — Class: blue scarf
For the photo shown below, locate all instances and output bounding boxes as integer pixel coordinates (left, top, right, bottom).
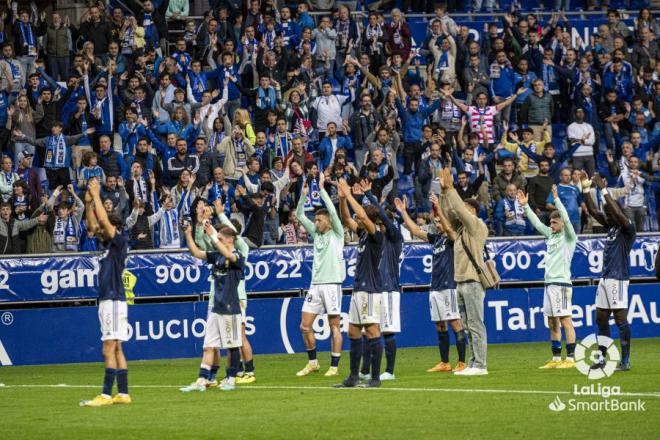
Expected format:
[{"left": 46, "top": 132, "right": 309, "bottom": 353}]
[
  {"left": 276, "top": 134, "right": 290, "bottom": 158},
  {"left": 20, "top": 22, "right": 36, "bottom": 49},
  {"left": 189, "top": 71, "right": 206, "bottom": 101},
  {"left": 257, "top": 87, "right": 277, "bottom": 110},
  {"left": 13, "top": 195, "right": 27, "bottom": 220},
  {"left": 303, "top": 176, "right": 321, "bottom": 211},
  {"left": 54, "top": 216, "right": 78, "bottom": 251},
  {"left": 143, "top": 13, "right": 158, "bottom": 46},
  {"left": 173, "top": 51, "right": 191, "bottom": 72},
  {"left": 235, "top": 138, "right": 247, "bottom": 168},
  {"left": 45, "top": 134, "right": 68, "bottom": 168},
  {"left": 542, "top": 64, "right": 558, "bottom": 93},
  {"left": 162, "top": 210, "right": 179, "bottom": 245},
  {"left": 503, "top": 197, "right": 525, "bottom": 227},
  {"left": 177, "top": 188, "right": 191, "bottom": 217}
]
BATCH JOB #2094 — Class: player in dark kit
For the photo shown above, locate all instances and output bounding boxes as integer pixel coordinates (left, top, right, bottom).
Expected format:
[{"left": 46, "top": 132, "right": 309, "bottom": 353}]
[
  {"left": 81, "top": 178, "right": 131, "bottom": 407},
  {"left": 336, "top": 178, "right": 385, "bottom": 388},
  {"left": 582, "top": 172, "right": 636, "bottom": 371},
  {"left": 395, "top": 193, "right": 467, "bottom": 373},
  {"left": 359, "top": 182, "right": 404, "bottom": 381}
]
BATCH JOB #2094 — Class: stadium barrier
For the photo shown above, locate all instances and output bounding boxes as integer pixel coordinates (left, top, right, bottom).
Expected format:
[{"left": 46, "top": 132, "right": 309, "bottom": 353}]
[
  {"left": 1, "top": 284, "right": 659, "bottom": 366},
  {"left": 0, "top": 234, "right": 658, "bottom": 302}
]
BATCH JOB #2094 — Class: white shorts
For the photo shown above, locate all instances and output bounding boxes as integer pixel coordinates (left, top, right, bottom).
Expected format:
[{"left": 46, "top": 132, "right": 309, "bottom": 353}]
[
  {"left": 543, "top": 284, "right": 573, "bottom": 317},
  {"left": 302, "top": 284, "right": 342, "bottom": 316},
  {"left": 99, "top": 300, "right": 129, "bottom": 342},
  {"left": 380, "top": 291, "right": 401, "bottom": 333},
  {"left": 596, "top": 279, "right": 629, "bottom": 310},
  {"left": 349, "top": 291, "right": 382, "bottom": 326},
  {"left": 429, "top": 289, "right": 461, "bottom": 322},
  {"left": 204, "top": 312, "right": 243, "bottom": 349}
]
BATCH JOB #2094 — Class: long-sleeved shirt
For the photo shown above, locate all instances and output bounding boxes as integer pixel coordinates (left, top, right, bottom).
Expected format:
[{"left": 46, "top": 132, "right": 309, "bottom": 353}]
[
  {"left": 524, "top": 197, "right": 576, "bottom": 285},
  {"left": 296, "top": 188, "right": 345, "bottom": 285}
]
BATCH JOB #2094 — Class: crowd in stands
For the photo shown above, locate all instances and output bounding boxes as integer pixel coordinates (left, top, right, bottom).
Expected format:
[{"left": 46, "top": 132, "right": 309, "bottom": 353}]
[{"left": 0, "top": 0, "right": 658, "bottom": 254}]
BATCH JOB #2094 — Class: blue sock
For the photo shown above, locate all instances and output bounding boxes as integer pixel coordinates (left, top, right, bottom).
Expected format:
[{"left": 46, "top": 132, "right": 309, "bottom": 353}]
[
  {"left": 551, "top": 340, "right": 562, "bottom": 357},
  {"left": 384, "top": 334, "right": 396, "bottom": 374},
  {"left": 369, "top": 337, "right": 383, "bottom": 379},
  {"left": 618, "top": 322, "right": 631, "bottom": 363},
  {"left": 306, "top": 348, "right": 317, "bottom": 361},
  {"left": 199, "top": 365, "right": 211, "bottom": 380},
  {"left": 102, "top": 368, "right": 116, "bottom": 396},
  {"left": 244, "top": 359, "right": 254, "bottom": 373},
  {"left": 349, "top": 338, "right": 362, "bottom": 377},
  {"left": 116, "top": 369, "right": 128, "bottom": 395},
  {"left": 566, "top": 343, "right": 576, "bottom": 359},
  {"left": 237, "top": 361, "right": 244, "bottom": 375},
  {"left": 209, "top": 365, "right": 219, "bottom": 381},
  {"left": 454, "top": 329, "right": 466, "bottom": 363},
  {"left": 330, "top": 353, "right": 341, "bottom": 367},
  {"left": 360, "top": 335, "right": 371, "bottom": 374},
  {"left": 227, "top": 348, "right": 240, "bottom": 378},
  {"left": 438, "top": 331, "right": 449, "bottom": 363}
]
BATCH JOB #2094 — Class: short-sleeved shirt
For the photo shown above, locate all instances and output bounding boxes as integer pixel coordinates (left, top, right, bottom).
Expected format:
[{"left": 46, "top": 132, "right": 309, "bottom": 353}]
[
  {"left": 602, "top": 221, "right": 636, "bottom": 280},
  {"left": 97, "top": 233, "right": 129, "bottom": 301},
  {"left": 207, "top": 250, "right": 245, "bottom": 315},
  {"left": 428, "top": 233, "right": 456, "bottom": 291},
  {"left": 354, "top": 229, "right": 384, "bottom": 293}
]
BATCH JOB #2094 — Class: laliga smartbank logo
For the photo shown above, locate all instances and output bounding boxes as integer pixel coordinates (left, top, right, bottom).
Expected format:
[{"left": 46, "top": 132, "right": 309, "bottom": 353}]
[{"left": 548, "top": 335, "right": 646, "bottom": 413}]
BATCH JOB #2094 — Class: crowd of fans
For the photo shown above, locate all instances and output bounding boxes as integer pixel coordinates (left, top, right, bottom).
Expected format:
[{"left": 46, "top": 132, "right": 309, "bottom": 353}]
[{"left": 0, "top": 0, "right": 658, "bottom": 255}]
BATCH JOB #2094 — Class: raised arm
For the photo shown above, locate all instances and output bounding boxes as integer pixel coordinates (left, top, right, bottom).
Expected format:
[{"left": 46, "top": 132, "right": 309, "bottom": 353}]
[
  {"left": 592, "top": 173, "right": 628, "bottom": 228},
  {"left": 318, "top": 171, "right": 343, "bottom": 237},
  {"left": 214, "top": 199, "right": 248, "bottom": 257},
  {"left": 430, "top": 192, "right": 457, "bottom": 241},
  {"left": 441, "top": 88, "right": 469, "bottom": 113},
  {"left": 338, "top": 179, "right": 359, "bottom": 233},
  {"left": 518, "top": 189, "right": 552, "bottom": 238},
  {"left": 496, "top": 87, "right": 527, "bottom": 112},
  {"left": 339, "top": 178, "right": 376, "bottom": 234},
  {"left": 550, "top": 185, "right": 576, "bottom": 241},
  {"left": 204, "top": 221, "right": 237, "bottom": 262},
  {"left": 295, "top": 181, "right": 316, "bottom": 237},
  {"left": 88, "top": 177, "right": 115, "bottom": 240},
  {"left": 363, "top": 182, "right": 396, "bottom": 238},
  {"left": 394, "top": 196, "right": 427, "bottom": 241},
  {"left": 184, "top": 223, "right": 207, "bottom": 260}
]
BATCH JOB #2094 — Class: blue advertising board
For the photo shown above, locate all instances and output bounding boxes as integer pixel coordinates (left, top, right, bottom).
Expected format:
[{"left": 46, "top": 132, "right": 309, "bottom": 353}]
[
  {"left": 0, "top": 235, "right": 657, "bottom": 302},
  {"left": 1, "top": 284, "right": 658, "bottom": 366}
]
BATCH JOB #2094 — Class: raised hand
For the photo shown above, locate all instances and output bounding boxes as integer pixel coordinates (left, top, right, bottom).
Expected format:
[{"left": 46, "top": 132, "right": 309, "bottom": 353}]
[
  {"left": 517, "top": 190, "right": 528, "bottom": 206},
  {"left": 592, "top": 173, "right": 607, "bottom": 190},
  {"left": 394, "top": 197, "right": 405, "bottom": 213},
  {"left": 359, "top": 178, "right": 372, "bottom": 193},
  {"left": 551, "top": 184, "right": 558, "bottom": 200}
]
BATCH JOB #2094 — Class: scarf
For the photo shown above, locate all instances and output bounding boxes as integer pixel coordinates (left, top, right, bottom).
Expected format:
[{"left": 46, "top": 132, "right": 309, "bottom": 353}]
[
  {"left": 436, "top": 50, "right": 449, "bottom": 74},
  {"left": 275, "top": 133, "right": 290, "bottom": 158},
  {"left": 337, "top": 20, "right": 350, "bottom": 48},
  {"left": 20, "top": 22, "right": 36, "bottom": 50},
  {"left": 173, "top": 51, "right": 191, "bottom": 72},
  {"left": 176, "top": 188, "right": 191, "bottom": 217},
  {"left": 365, "top": 24, "right": 383, "bottom": 42},
  {"left": 133, "top": 177, "right": 148, "bottom": 203},
  {"left": 209, "top": 131, "right": 224, "bottom": 150},
  {"left": 3, "top": 57, "right": 20, "bottom": 82},
  {"left": 257, "top": 87, "right": 277, "bottom": 110},
  {"left": 542, "top": 64, "right": 558, "bottom": 93},
  {"left": 189, "top": 71, "right": 206, "bottom": 96},
  {"left": 162, "top": 209, "right": 179, "bottom": 245},
  {"left": 53, "top": 216, "right": 78, "bottom": 251},
  {"left": 45, "top": 134, "right": 68, "bottom": 168},
  {"left": 143, "top": 13, "right": 158, "bottom": 45},
  {"left": 13, "top": 195, "right": 27, "bottom": 220},
  {"left": 303, "top": 175, "right": 321, "bottom": 211},
  {"left": 234, "top": 138, "right": 247, "bottom": 168},
  {"left": 282, "top": 223, "right": 298, "bottom": 244},
  {"left": 264, "top": 29, "right": 276, "bottom": 49},
  {"left": 503, "top": 197, "right": 526, "bottom": 227},
  {"left": 209, "top": 181, "right": 225, "bottom": 204},
  {"left": 3, "top": 171, "right": 14, "bottom": 187}
]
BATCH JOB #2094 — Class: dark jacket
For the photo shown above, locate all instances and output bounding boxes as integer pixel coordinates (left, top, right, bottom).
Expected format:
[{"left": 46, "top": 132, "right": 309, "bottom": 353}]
[{"left": 78, "top": 19, "right": 113, "bottom": 55}]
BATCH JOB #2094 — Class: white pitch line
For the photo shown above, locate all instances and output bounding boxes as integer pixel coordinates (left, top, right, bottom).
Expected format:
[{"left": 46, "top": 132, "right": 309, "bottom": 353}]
[{"left": 2, "top": 384, "right": 660, "bottom": 398}]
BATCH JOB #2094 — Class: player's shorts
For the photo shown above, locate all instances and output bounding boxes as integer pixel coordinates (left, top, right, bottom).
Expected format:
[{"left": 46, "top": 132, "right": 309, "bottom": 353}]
[
  {"left": 204, "top": 313, "right": 243, "bottom": 349},
  {"left": 240, "top": 299, "right": 247, "bottom": 324},
  {"left": 349, "top": 291, "right": 382, "bottom": 326},
  {"left": 429, "top": 289, "right": 461, "bottom": 322},
  {"left": 302, "top": 283, "right": 342, "bottom": 316},
  {"left": 380, "top": 291, "right": 401, "bottom": 333},
  {"left": 99, "top": 300, "right": 129, "bottom": 342},
  {"left": 543, "top": 284, "right": 573, "bottom": 317},
  {"left": 596, "top": 278, "right": 629, "bottom": 310}
]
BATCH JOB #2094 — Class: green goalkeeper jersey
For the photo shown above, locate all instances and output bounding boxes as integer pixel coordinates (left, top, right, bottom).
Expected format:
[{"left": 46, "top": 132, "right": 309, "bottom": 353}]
[
  {"left": 296, "top": 188, "right": 346, "bottom": 285},
  {"left": 524, "top": 197, "right": 577, "bottom": 285}
]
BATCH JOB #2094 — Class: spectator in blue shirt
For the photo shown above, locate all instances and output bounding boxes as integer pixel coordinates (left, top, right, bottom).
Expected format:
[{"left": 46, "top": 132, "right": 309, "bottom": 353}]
[{"left": 545, "top": 167, "right": 583, "bottom": 233}]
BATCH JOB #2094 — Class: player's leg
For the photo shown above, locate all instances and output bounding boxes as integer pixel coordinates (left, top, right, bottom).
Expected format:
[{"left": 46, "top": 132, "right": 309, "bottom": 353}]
[
  {"left": 325, "top": 313, "right": 342, "bottom": 376},
  {"left": 112, "top": 342, "right": 131, "bottom": 403},
  {"left": 219, "top": 314, "right": 244, "bottom": 391},
  {"left": 360, "top": 333, "right": 371, "bottom": 379},
  {"left": 84, "top": 301, "right": 120, "bottom": 406},
  {"left": 236, "top": 325, "right": 255, "bottom": 383},
  {"left": 380, "top": 291, "right": 401, "bottom": 380},
  {"left": 364, "top": 321, "right": 383, "bottom": 387},
  {"left": 449, "top": 318, "right": 467, "bottom": 372},
  {"left": 427, "top": 291, "right": 451, "bottom": 372},
  {"left": 209, "top": 350, "right": 221, "bottom": 387},
  {"left": 296, "top": 311, "right": 320, "bottom": 376},
  {"left": 102, "top": 340, "right": 118, "bottom": 397},
  {"left": 334, "top": 322, "right": 363, "bottom": 388},
  {"left": 540, "top": 317, "right": 562, "bottom": 369},
  {"left": 556, "top": 316, "right": 576, "bottom": 368},
  {"left": 181, "top": 314, "right": 221, "bottom": 392},
  {"left": 614, "top": 308, "right": 631, "bottom": 371},
  {"left": 323, "top": 284, "right": 343, "bottom": 376}
]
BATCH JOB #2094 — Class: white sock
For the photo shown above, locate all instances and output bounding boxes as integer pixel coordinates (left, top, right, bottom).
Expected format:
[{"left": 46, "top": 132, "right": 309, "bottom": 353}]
[
  {"left": 552, "top": 356, "right": 561, "bottom": 361},
  {"left": 309, "top": 359, "right": 319, "bottom": 366}
]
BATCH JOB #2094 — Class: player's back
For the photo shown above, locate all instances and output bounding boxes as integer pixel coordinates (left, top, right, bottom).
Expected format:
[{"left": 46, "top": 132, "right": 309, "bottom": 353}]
[
  {"left": 98, "top": 233, "right": 129, "bottom": 302},
  {"left": 379, "top": 223, "right": 403, "bottom": 292},
  {"left": 355, "top": 229, "right": 384, "bottom": 293},
  {"left": 602, "top": 222, "right": 636, "bottom": 280},
  {"left": 429, "top": 233, "right": 456, "bottom": 291}
]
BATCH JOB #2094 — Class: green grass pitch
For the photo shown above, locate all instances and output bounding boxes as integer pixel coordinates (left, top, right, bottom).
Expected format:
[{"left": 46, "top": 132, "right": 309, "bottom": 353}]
[{"left": 1, "top": 340, "right": 659, "bottom": 439}]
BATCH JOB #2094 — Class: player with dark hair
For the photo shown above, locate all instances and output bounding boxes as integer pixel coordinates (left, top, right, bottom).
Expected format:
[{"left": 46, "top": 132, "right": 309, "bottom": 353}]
[
  {"left": 81, "top": 178, "right": 131, "bottom": 407},
  {"left": 582, "top": 172, "right": 636, "bottom": 371},
  {"left": 335, "top": 178, "right": 384, "bottom": 388},
  {"left": 395, "top": 193, "right": 467, "bottom": 373},
  {"left": 295, "top": 170, "right": 346, "bottom": 377},
  {"left": 359, "top": 181, "right": 404, "bottom": 381},
  {"left": 181, "top": 221, "right": 245, "bottom": 391},
  {"left": 519, "top": 185, "right": 577, "bottom": 369}
]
